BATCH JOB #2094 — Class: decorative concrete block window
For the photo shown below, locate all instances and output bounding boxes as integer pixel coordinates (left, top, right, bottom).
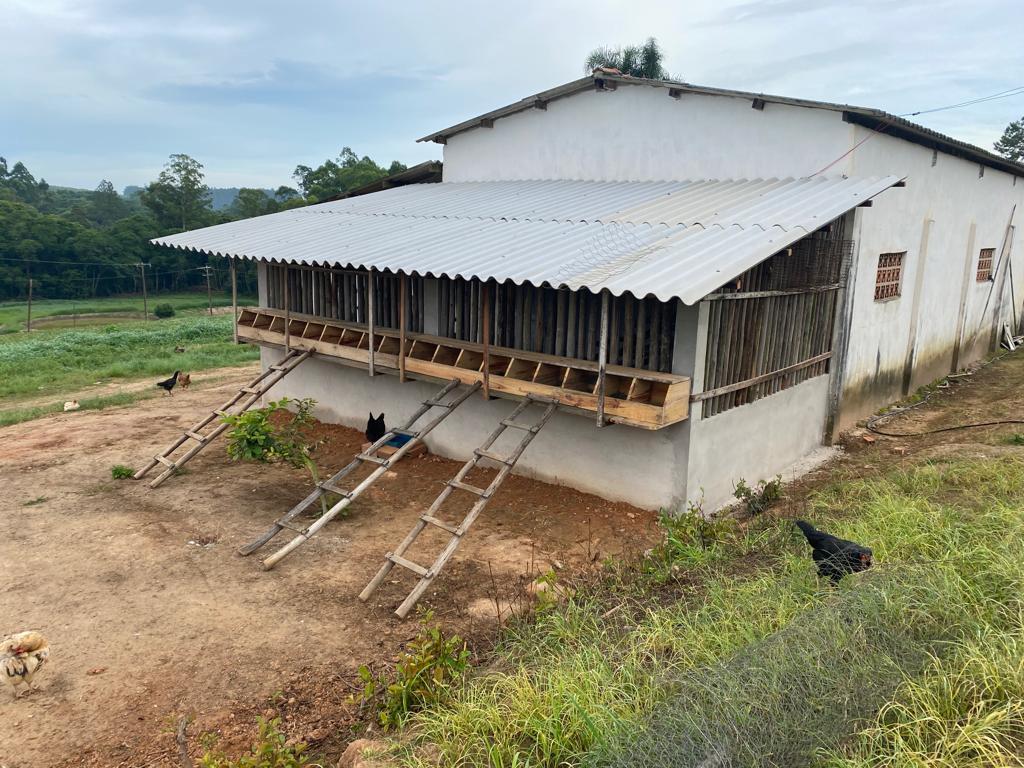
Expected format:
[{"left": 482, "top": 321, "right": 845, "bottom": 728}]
[
  {"left": 977, "top": 248, "right": 994, "bottom": 282},
  {"left": 874, "top": 252, "right": 905, "bottom": 301}
]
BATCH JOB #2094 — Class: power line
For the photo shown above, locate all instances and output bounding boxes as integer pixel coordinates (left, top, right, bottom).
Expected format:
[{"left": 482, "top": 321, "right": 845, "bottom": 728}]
[
  {"left": 899, "top": 85, "right": 1024, "bottom": 117},
  {"left": 0, "top": 256, "right": 140, "bottom": 269}
]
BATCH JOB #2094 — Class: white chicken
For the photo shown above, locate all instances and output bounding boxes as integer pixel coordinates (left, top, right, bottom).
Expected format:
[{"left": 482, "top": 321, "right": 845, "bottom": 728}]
[{"left": 2, "top": 631, "right": 50, "bottom": 699}]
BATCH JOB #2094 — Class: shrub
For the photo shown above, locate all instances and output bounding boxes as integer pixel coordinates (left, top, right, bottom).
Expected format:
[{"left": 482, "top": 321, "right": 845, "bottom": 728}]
[
  {"left": 645, "top": 497, "right": 737, "bottom": 574},
  {"left": 110, "top": 464, "right": 134, "bottom": 479},
  {"left": 198, "top": 717, "right": 309, "bottom": 767},
  {"left": 358, "top": 611, "right": 470, "bottom": 729},
  {"left": 223, "top": 397, "right": 317, "bottom": 466},
  {"left": 733, "top": 474, "right": 782, "bottom": 516},
  {"left": 153, "top": 303, "right": 175, "bottom": 319}
]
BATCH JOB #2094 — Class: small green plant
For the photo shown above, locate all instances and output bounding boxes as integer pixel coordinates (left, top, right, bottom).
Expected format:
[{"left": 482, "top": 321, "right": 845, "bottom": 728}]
[
  {"left": 1005, "top": 433, "right": 1024, "bottom": 446},
  {"left": 357, "top": 610, "right": 471, "bottom": 729},
  {"left": 197, "top": 717, "right": 309, "bottom": 767},
  {"left": 110, "top": 464, "right": 135, "bottom": 479},
  {"left": 733, "top": 474, "right": 782, "bottom": 516},
  {"left": 153, "top": 303, "right": 176, "bottom": 319},
  {"left": 22, "top": 496, "right": 48, "bottom": 506},
  {"left": 645, "top": 496, "right": 737, "bottom": 574}
]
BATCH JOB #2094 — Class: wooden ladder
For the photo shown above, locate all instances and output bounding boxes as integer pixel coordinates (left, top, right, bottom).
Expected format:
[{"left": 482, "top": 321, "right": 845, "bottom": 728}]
[
  {"left": 134, "top": 350, "right": 312, "bottom": 488},
  {"left": 360, "top": 395, "right": 557, "bottom": 618},
  {"left": 247, "top": 379, "right": 483, "bottom": 570}
]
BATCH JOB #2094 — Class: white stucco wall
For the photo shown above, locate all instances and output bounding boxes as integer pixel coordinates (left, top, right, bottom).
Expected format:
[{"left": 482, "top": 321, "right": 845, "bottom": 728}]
[
  {"left": 260, "top": 348, "right": 680, "bottom": 510},
  {"left": 442, "top": 86, "right": 854, "bottom": 182}
]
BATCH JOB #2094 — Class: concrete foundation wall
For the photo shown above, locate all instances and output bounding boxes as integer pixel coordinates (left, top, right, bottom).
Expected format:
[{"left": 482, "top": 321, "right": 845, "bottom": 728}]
[
  {"left": 686, "top": 375, "right": 831, "bottom": 511},
  {"left": 260, "top": 347, "right": 680, "bottom": 510}
]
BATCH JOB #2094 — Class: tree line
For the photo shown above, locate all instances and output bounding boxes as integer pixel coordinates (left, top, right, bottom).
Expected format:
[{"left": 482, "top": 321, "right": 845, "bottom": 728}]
[{"left": 0, "top": 149, "right": 406, "bottom": 301}]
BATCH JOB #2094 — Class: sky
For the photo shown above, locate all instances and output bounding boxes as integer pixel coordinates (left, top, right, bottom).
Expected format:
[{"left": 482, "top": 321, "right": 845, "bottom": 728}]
[{"left": 4, "top": 0, "right": 1024, "bottom": 192}]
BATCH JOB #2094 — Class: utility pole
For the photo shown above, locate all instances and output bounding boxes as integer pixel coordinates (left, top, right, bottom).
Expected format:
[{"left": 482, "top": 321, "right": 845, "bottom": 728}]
[
  {"left": 199, "top": 265, "right": 214, "bottom": 315},
  {"left": 26, "top": 276, "right": 33, "bottom": 332},
  {"left": 136, "top": 262, "right": 151, "bottom": 320}
]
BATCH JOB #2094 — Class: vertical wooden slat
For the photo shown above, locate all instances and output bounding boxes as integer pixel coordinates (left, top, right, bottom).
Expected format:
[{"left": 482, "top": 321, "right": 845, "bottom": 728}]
[
  {"left": 597, "top": 290, "right": 610, "bottom": 427},
  {"left": 367, "top": 269, "right": 376, "bottom": 377},
  {"left": 566, "top": 290, "right": 577, "bottom": 357},
  {"left": 399, "top": 273, "right": 408, "bottom": 383},
  {"left": 230, "top": 258, "right": 238, "bottom": 344},
  {"left": 482, "top": 281, "right": 491, "bottom": 399},
  {"left": 284, "top": 265, "right": 291, "bottom": 353},
  {"left": 634, "top": 298, "right": 646, "bottom": 369}
]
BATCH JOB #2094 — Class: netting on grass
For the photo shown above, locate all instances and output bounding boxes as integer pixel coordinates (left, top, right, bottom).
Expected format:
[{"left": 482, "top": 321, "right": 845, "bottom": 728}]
[{"left": 591, "top": 566, "right": 960, "bottom": 768}]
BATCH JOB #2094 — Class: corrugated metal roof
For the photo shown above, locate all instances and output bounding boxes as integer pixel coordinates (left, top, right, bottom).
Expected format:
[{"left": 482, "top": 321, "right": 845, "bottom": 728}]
[
  {"left": 417, "top": 74, "right": 1024, "bottom": 178},
  {"left": 153, "top": 175, "right": 902, "bottom": 305}
]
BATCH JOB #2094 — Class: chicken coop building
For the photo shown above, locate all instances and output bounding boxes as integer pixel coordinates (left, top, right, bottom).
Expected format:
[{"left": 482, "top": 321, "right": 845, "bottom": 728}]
[{"left": 155, "top": 73, "right": 1024, "bottom": 511}]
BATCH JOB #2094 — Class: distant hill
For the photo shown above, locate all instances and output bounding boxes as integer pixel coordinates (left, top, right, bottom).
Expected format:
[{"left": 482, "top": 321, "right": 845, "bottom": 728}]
[{"left": 122, "top": 185, "right": 274, "bottom": 211}]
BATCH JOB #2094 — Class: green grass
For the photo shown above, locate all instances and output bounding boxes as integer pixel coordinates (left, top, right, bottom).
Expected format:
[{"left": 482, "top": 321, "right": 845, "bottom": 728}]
[
  {"left": 387, "top": 457, "right": 1024, "bottom": 767},
  {"left": 0, "top": 391, "right": 163, "bottom": 427},
  {"left": 0, "top": 292, "right": 255, "bottom": 331},
  {"left": 0, "top": 314, "right": 258, "bottom": 406}
]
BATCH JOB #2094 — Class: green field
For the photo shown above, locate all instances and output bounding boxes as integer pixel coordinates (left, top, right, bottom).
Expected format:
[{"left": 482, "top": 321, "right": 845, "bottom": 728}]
[
  {"left": 0, "top": 291, "right": 255, "bottom": 332},
  {"left": 0, "top": 314, "right": 259, "bottom": 424}
]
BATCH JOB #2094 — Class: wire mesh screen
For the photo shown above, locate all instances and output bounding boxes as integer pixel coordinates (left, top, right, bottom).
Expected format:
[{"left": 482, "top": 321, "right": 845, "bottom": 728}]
[
  {"left": 265, "top": 265, "right": 425, "bottom": 333},
  {"left": 591, "top": 568, "right": 954, "bottom": 768},
  {"left": 701, "top": 224, "right": 853, "bottom": 417},
  {"left": 440, "top": 277, "right": 676, "bottom": 372}
]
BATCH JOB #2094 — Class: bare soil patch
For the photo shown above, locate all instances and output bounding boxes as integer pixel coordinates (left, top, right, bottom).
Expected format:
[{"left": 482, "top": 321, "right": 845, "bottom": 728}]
[{"left": 0, "top": 370, "right": 658, "bottom": 767}]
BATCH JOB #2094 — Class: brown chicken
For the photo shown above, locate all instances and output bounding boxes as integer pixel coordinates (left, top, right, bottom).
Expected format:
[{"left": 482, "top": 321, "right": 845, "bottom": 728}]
[
  {"left": 179, "top": 372, "right": 192, "bottom": 390},
  {"left": 2, "top": 631, "right": 50, "bottom": 699}
]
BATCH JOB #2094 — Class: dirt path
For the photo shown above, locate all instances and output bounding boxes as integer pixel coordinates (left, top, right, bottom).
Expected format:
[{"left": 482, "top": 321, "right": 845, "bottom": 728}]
[{"left": 0, "top": 376, "right": 659, "bottom": 767}]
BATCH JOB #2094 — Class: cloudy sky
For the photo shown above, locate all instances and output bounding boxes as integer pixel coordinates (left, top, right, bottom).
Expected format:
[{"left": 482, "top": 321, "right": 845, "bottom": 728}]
[{"left": 4, "top": 0, "right": 1023, "bottom": 192}]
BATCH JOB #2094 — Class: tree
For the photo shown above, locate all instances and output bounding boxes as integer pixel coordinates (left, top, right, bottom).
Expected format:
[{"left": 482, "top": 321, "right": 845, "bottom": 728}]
[
  {"left": 231, "top": 187, "right": 278, "bottom": 219},
  {"left": 584, "top": 37, "right": 669, "bottom": 79},
  {"left": 994, "top": 117, "right": 1024, "bottom": 163},
  {"left": 293, "top": 148, "right": 406, "bottom": 202},
  {"left": 139, "top": 153, "right": 213, "bottom": 232},
  {"left": 88, "top": 179, "right": 129, "bottom": 226}
]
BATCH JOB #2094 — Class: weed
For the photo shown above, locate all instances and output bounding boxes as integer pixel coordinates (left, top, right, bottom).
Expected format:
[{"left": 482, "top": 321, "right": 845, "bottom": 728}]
[
  {"left": 644, "top": 496, "right": 737, "bottom": 575},
  {"left": 197, "top": 717, "right": 310, "bottom": 767},
  {"left": 22, "top": 496, "right": 47, "bottom": 506},
  {"left": 153, "top": 303, "right": 176, "bottom": 319},
  {"left": 358, "top": 611, "right": 470, "bottom": 729},
  {"left": 1005, "top": 433, "right": 1024, "bottom": 446},
  {"left": 110, "top": 464, "right": 135, "bottom": 479},
  {"left": 732, "top": 474, "right": 782, "bottom": 516}
]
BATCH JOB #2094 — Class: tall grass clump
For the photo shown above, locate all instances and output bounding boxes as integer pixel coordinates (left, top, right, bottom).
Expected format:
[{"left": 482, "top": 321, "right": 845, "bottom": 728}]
[{"left": 395, "top": 458, "right": 1024, "bottom": 768}]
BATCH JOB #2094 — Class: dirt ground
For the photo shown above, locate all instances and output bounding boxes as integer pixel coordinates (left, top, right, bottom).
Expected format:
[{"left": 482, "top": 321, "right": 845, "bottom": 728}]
[{"left": 0, "top": 364, "right": 660, "bottom": 767}]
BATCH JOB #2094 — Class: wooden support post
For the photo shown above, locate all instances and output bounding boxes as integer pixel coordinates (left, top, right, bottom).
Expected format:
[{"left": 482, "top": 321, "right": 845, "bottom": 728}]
[
  {"left": 596, "top": 290, "right": 609, "bottom": 427},
  {"left": 284, "top": 266, "right": 291, "bottom": 353},
  {"left": 139, "top": 262, "right": 149, "bottom": 321},
  {"left": 230, "top": 258, "right": 239, "bottom": 344},
  {"left": 26, "top": 276, "right": 33, "bottom": 332},
  {"left": 482, "top": 281, "right": 491, "bottom": 399},
  {"left": 367, "top": 269, "right": 376, "bottom": 377},
  {"left": 399, "top": 273, "right": 408, "bottom": 382},
  {"left": 203, "top": 265, "right": 214, "bottom": 316}
]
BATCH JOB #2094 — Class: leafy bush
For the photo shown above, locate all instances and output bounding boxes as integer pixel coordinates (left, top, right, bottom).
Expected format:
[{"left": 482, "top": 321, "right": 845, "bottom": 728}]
[
  {"left": 223, "top": 397, "right": 317, "bottom": 466},
  {"left": 645, "top": 498, "right": 737, "bottom": 574},
  {"left": 733, "top": 474, "right": 782, "bottom": 515},
  {"left": 358, "top": 611, "right": 470, "bottom": 729},
  {"left": 110, "top": 464, "right": 134, "bottom": 479},
  {"left": 198, "top": 717, "right": 309, "bottom": 767},
  {"left": 153, "top": 303, "right": 176, "bottom": 318}
]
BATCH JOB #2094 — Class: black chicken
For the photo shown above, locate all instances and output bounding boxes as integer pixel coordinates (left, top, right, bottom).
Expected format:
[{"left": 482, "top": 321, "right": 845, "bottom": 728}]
[
  {"left": 365, "top": 412, "right": 387, "bottom": 443},
  {"left": 794, "top": 520, "right": 872, "bottom": 582},
  {"left": 156, "top": 370, "right": 181, "bottom": 396}
]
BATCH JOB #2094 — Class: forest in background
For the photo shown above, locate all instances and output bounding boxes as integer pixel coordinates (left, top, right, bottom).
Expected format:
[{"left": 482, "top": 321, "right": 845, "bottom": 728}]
[{"left": 0, "top": 148, "right": 407, "bottom": 301}]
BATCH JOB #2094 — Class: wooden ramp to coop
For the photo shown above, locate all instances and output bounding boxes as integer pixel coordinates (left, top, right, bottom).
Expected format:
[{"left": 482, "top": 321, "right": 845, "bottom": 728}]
[
  {"left": 244, "top": 379, "right": 482, "bottom": 569},
  {"left": 134, "top": 349, "right": 312, "bottom": 488},
  {"left": 360, "top": 395, "right": 557, "bottom": 618}
]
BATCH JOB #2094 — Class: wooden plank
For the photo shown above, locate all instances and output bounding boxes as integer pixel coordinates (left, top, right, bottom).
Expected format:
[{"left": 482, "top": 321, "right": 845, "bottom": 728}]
[
  {"left": 399, "top": 274, "right": 408, "bottom": 383},
  {"left": 690, "top": 352, "right": 833, "bottom": 401},
  {"left": 704, "top": 284, "right": 841, "bottom": 300},
  {"left": 367, "top": 270, "right": 376, "bottom": 377},
  {"left": 482, "top": 281, "right": 491, "bottom": 399},
  {"left": 596, "top": 290, "right": 610, "bottom": 427},
  {"left": 284, "top": 267, "right": 291, "bottom": 353}
]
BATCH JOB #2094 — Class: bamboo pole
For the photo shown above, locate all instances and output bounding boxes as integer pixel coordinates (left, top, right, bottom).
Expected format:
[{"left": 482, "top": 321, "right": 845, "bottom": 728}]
[
  {"left": 230, "top": 258, "right": 238, "bottom": 344},
  {"left": 596, "top": 290, "right": 609, "bottom": 427},
  {"left": 482, "top": 280, "right": 491, "bottom": 399},
  {"left": 284, "top": 266, "right": 291, "bottom": 353},
  {"left": 399, "top": 273, "right": 408, "bottom": 382},
  {"left": 367, "top": 269, "right": 376, "bottom": 377}
]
